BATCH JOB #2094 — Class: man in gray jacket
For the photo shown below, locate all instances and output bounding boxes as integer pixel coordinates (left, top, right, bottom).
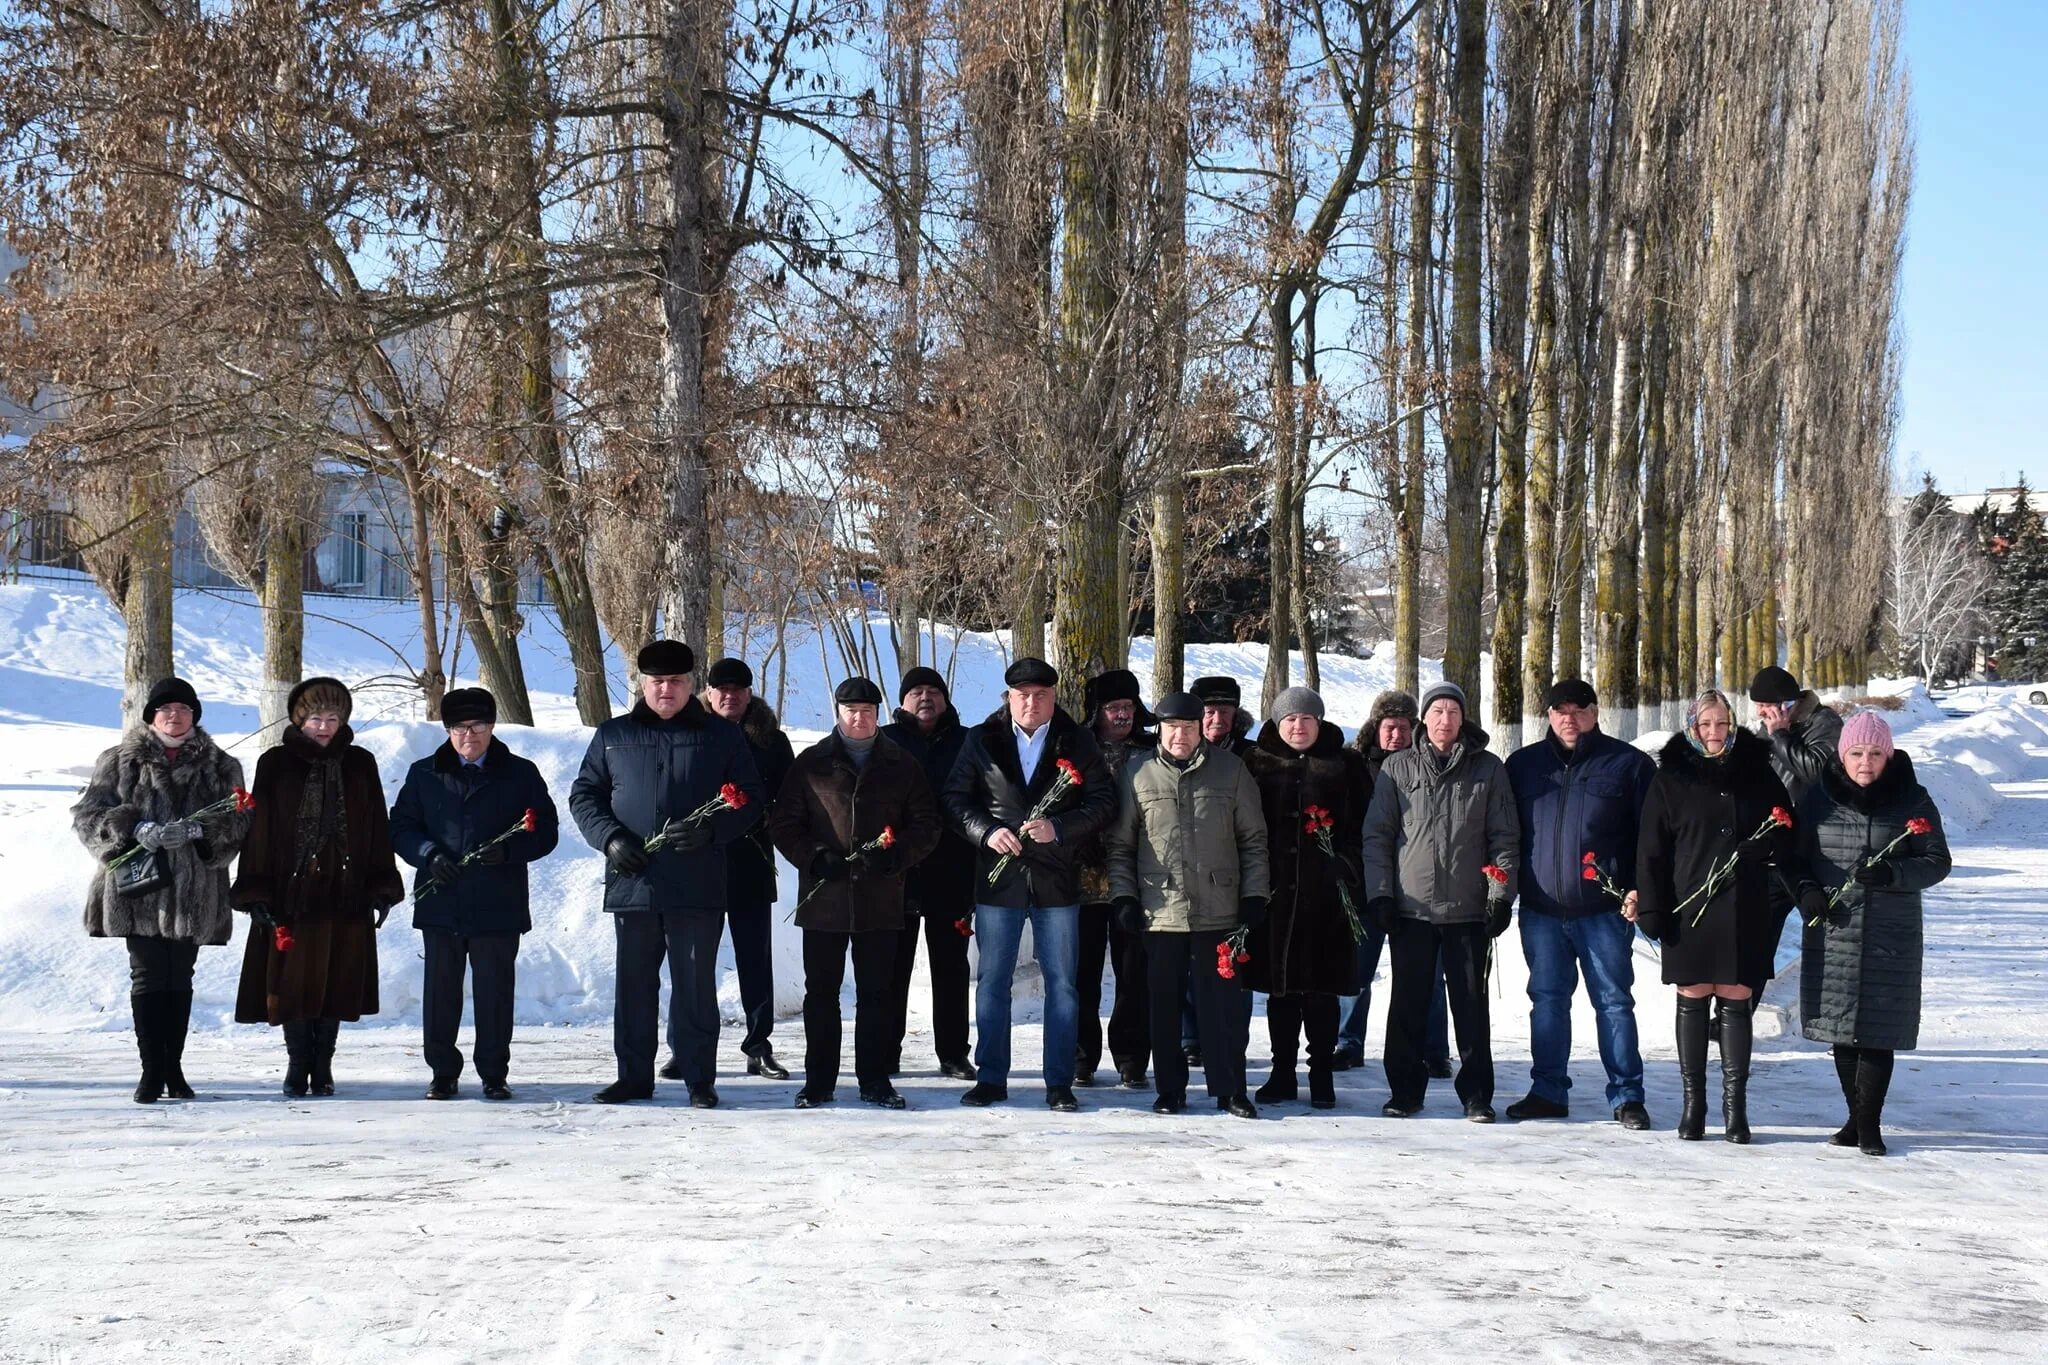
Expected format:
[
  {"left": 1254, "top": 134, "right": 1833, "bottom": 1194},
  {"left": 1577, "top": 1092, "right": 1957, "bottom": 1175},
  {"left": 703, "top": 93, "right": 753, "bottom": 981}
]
[
  {"left": 1362, "top": 680, "right": 1520, "bottom": 1122},
  {"left": 1105, "top": 692, "right": 1271, "bottom": 1117}
]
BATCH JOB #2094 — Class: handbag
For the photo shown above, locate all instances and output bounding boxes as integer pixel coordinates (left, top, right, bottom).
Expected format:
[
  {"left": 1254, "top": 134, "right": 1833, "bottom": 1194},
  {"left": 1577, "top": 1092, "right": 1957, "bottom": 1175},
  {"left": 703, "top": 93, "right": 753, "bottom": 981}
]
[{"left": 112, "top": 845, "right": 173, "bottom": 899}]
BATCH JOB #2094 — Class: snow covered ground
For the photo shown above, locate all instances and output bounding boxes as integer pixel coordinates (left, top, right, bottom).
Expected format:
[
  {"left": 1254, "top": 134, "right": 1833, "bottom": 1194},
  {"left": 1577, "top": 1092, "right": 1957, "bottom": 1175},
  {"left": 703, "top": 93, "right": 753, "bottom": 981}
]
[{"left": 3, "top": 579, "right": 2047, "bottom": 1362}]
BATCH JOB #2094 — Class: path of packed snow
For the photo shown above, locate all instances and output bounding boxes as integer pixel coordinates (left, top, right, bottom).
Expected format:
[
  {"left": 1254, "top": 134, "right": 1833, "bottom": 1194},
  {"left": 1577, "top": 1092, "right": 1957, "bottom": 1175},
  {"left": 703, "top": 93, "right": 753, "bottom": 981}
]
[{"left": 3, "top": 780, "right": 2044, "bottom": 1362}]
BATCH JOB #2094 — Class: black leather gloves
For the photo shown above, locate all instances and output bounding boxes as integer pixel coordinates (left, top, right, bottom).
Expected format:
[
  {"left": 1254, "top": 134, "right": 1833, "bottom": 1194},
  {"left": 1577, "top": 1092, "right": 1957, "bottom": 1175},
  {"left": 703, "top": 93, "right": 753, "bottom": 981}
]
[
  {"left": 1735, "top": 837, "right": 1775, "bottom": 865},
  {"left": 427, "top": 851, "right": 463, "bottom": 890},
  {"left": 1851, "top": 859, "right": 1897, "bottom": 889},
  {"left": 605, "top": 833, "right": 651, "bottom": 875},
  {"left": 1112, "top": 896, "right": 1146, "bottom": 934},
  {"left": 855, "top": 844, "right": 900, "bottom": 878},
  {"left": 672, "top": 819, "right": 715, "bottom": 852},
  {"left": 809, "top": 848, "right": 851, "bottom": 882},
  {"left": 1367, "top": 896, "right": 1399, "bottom": 936},
  {"left": 244, "top": 903, "right": 275, "bottom": 930},
  {"left": 1485, "top": 899, "right": 1513, "bottom": 940},
  {"left": 1797, "top": 883, "right": 1834, "bottom": 925}
]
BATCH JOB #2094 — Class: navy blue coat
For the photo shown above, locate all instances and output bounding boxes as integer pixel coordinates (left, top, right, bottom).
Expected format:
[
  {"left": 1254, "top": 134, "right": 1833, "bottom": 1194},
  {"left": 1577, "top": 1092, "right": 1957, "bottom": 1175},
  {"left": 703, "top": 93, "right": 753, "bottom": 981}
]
[
  {"left": 1505, "top": 726, "right": 1656, "bottom": 919},
  {"left": 568, "top": 698, "right": 767, "bottom": 914},
  {"left": 390, "top": 738, "right": 562, "bottom": 936}
]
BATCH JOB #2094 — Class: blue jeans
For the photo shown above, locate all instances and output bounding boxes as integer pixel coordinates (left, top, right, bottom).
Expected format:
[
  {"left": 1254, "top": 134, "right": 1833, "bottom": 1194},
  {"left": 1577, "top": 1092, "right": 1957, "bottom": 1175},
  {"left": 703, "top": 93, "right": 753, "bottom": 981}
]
[
  {"left": 1337, "top": 924, "right": 1449, "bottom": 1060},
  {"left": 973, "top": 904, "right": 1080, "bottom": 1088},
  {"left": 1520, "top": 911, "right": 1645, "bottom": 1107}
]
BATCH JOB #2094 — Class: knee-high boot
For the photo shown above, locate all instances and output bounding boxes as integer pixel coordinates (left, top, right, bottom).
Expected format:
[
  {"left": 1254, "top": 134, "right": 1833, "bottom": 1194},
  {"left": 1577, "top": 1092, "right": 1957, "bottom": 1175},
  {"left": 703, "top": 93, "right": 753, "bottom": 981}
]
[
  {"left": 131, "top": 994, "right": 163, "bottom": 1105},
  {"left": 1256, "top": 997, "right": 1301, "bottom": 1103},
  {"left": 311, "top": 1018, "right": 339, "bottom": 1095},
  {"left": 1675, "top": 995, "right": 1708, "bottom": 1140},
  {"left": 1830, "top": 1045, "right": 1859, "bottom": 1146},
  {"left": 1854, "top": 1048, "right": 1895, "bottom": 1157},
  {"left": 161, "top": 991, "right": 195, "bottom": 1100},
  {"left": 1719, "top": 997, "right": 1752, "bottom": 1145}
]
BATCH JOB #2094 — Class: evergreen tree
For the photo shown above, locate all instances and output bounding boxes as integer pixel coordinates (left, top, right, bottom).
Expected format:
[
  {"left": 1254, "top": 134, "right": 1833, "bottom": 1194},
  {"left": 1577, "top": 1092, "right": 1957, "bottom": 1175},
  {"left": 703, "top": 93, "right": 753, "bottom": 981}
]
[{"left": 1976, "top": 480, "right": 2048, "bottom": 682}]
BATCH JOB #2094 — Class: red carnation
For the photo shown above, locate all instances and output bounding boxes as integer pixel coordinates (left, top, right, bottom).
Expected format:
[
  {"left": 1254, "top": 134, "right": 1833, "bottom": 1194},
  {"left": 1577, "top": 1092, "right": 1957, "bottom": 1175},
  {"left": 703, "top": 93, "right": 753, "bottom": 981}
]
[
  {"left": 1482, "top": 864, "right": 1508, "bottom": 886},
  {"left": 1581, "top": 850, "right": 1598, "bottom": 866},
  {"left": 1771, "top": 806, "right": 1794, "bottom": 829},
  {"left": 721, "top": 782, "right": 749, "bottom": 811},
  {"left": 1056, "top": 757, "right": 1084, "bottom": 785},
  {"left": 521, "top": 807, "right": 538, "bottom": 833},
  {"left": 878, "top": 825, "right": 897, "bottom": 848},
  {"left": 1234, "top": 949, "right": 1250, "bottom": 964},
  {"left": 954, "top": 917, "right": 973, "bottom": 938},
  {"left": 273, "top": 924, "right": 295, "bottom": 953},
  {"left": 1905, "top": 817, "right": 1932, "bottom": 836},
  {"left": 1582, "top": 864, "right": 1601, "bottom": 882},
  {"left": 234, "top": 787, "right": 257, "bottom": 814}
]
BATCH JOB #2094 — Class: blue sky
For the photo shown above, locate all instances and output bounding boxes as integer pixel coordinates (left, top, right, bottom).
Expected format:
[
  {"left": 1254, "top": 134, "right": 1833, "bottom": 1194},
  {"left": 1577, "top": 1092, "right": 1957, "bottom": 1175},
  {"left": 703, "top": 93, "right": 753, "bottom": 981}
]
[{"left": 1894, "top": 0, "right": 2048, "bottom": 494}]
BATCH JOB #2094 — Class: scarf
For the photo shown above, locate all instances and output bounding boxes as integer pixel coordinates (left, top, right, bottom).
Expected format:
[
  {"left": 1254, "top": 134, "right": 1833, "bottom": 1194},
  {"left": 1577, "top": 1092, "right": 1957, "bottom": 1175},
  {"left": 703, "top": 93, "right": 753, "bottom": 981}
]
[{"left": 291, "top": 744, "right": 350, "bottom": 884}]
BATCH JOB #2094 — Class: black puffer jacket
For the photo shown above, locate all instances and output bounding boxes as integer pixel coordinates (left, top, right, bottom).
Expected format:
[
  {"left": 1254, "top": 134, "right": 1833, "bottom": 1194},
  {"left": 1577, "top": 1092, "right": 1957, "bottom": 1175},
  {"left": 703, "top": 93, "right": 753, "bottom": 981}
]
[
  {"left": 939, "top": 706, "right": 1117, "bottom": 910},
  {"left": 882, "top": 706, "right": 979, "bottom": 916},
  {"left": 1795, "top": 752, "right": 1951, "bottom": 1050},
  {"left": 1762, "top": 690, "right": 1845, "bottom": 806},
  {"left": 1242, "top": 722, "right": 1370, "bottom": 995},
  {"left": 1635, "top": 729, "right": 1795, "bottom": 987}
]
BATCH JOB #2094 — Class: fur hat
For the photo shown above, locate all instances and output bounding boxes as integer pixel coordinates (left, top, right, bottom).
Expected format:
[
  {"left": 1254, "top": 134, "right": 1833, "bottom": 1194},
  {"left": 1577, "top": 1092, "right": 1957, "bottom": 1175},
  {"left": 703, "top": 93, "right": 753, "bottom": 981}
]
[
  {"left": 1367, "top": 689, "right": 1419, "bottom": 726},
  {"left": 441, "top": 687, "right": 496, "bottom": 728},
  {"left": 143, "top": 676, "right": 201, "bottom": 725},
  {"left": 637, "top": 639, "right": 695, "bottom": 677},
  {"left": 288, "top": 676, "right": 353, "bottom": 728},
  {"left": 1838, "top": 709, "right": 1895, "bottom": 760},
  {"left": 1191, "top": 675, "right": 1242, "bottom": 707}
]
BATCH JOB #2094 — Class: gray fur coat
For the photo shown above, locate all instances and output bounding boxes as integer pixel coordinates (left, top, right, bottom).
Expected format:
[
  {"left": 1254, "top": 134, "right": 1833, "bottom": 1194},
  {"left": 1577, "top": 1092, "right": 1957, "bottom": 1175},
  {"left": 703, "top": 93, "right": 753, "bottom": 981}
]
[{"left": 71, "top": 726, "right": 251, "bottom": 944}]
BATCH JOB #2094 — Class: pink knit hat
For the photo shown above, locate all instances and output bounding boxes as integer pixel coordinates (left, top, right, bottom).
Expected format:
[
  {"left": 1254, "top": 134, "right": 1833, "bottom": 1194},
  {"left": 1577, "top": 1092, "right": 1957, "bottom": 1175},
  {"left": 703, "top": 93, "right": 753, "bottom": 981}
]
[{"left": 1838, "top": 709, "right": 1895, "bottom": 759}]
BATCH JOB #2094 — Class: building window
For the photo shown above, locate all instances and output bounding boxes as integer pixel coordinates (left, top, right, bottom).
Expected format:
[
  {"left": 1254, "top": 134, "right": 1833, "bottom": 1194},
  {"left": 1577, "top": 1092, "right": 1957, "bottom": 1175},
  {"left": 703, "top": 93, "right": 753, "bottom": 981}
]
[{"left": 331, "top": 512, "right": 368, "bottom": 589}]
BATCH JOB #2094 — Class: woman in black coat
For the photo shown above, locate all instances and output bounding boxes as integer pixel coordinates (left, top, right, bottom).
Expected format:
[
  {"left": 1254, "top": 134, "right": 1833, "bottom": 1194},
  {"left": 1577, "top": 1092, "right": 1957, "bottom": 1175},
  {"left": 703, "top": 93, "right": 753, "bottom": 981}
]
[
  {"left": 1242, "top": 688, "right": 1369, "bottom": 1109},
  {"left": 1792, "top": 710, "right": 1951, "bottom": 1156},
  {"left": 1633, "top": 689, "right": 1794, "bottom": 1143}
]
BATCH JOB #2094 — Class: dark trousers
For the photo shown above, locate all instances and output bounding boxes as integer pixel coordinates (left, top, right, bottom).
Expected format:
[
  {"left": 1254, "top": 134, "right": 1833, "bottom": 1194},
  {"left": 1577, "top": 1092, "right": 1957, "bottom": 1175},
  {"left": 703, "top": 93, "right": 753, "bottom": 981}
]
[
  {"left": 1266, "top": 993, "right": 1340, "bottom": 1070},
  {"left": 1076, "top": 904, "right": 1151, "bottom": 1075},
  {"left": 615, "top": 911, "right": 722, "bottom": 1089},
  {"left": 883, "top": 908, "right": 973, "bottom": 1067},
  {"left": 1146, "top": 930, "right": 1249, "bottom": 1103},
  {"left": 1384, "top": 919, "right": 1493, "bottom": 1108},
  {"left": 422, "top": 930, "right": 519, "bottom": 1084},
  {"left": 712, "top": 895, "right": 775, "bottom": 1057},
  {"left": 125, "top": 935, "right": 198, "bottom": 995},
  {"left": 802, "top": 929, "right": 901, "bottom": 1095}
]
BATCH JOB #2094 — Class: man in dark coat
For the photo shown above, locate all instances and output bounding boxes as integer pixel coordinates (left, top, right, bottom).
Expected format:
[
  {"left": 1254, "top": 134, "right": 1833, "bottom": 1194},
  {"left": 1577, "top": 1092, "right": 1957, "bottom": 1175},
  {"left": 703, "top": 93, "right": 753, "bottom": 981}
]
[
  {"left": 698, "top": 657, "right": 797, "bottom": 1081},
  {"left": 390, "top": 688, "right": 561, "bottom": 1101},
  {"left": 1071, "top": 667, "right": 1158, "bottom": 1088},
  {"left": 569, "top": 640, "right": 767, "bottom": 1106},
  {"left": 879, "top": 667, "right": 978, "bottom": 1079},
  {"left": 939, "top": 657, "right": 1117, "bottom": 1110},
  {"left": 1502, "top": 679, "right": 1657, "bottom": 1129},
  {"left": 769, "top": 677, "right": 943, "bottom": 1108},
  {"left": 1748, "top": 664, "right": 1844, "bottom": 1001},
  {"left": 1335, "top": 689, "right": 1451, "bottom": 1075}
]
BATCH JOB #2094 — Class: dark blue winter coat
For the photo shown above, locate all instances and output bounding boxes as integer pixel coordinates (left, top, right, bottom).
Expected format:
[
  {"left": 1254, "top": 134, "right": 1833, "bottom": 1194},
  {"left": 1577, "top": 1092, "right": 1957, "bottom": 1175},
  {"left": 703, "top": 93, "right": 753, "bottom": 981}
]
[
  {"left": 390, "top": 738, "right": 561, "bottom": 936},
  {"left": 568, "top": 698, "right": 767, "bottom": 914},
  {"left": 1505, "top": 726, "right": 1656, "bottom": 919}
]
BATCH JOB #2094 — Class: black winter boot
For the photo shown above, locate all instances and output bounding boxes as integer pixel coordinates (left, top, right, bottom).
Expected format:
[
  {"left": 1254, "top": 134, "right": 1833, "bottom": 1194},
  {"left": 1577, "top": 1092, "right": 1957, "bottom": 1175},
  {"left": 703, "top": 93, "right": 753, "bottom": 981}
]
[
  {"left": 282, "top": 1021, "right": 313, "bottom": 1097},
  {"left": 310, "top": 1018, "right": 339, "bottom": 1095},
  {"left": 1718, "top": 997, "right": 1752, "bottom": 1144},
  {"left": 1675, "top": 995, "right": 1708, "bottom": 1141},
  {"left": 1308, "top": 1064, "right": 1336, "bottom": 1109},
  {"left": 161, "top": 990, "right": 195, "bottom": 1100},
  {"left": 1256, "top": 1013, "right": 1299, "bottom": 1103},
  {"left": 131, "top": 994, "right": 162, "bottom": 1104},
  {"left": 1830, "top": 1045, "right": 1859, "bottom": 1146},
  {"left": 1854, "top": 1047, "right": 1895, "bottom": 1156}
]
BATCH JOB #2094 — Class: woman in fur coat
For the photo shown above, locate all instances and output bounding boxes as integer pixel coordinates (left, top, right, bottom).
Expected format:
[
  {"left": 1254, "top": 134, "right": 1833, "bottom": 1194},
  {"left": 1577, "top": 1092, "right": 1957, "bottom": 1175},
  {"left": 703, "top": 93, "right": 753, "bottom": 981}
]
[
  {"left": 232, "top": 677, "right": 404, "bottom": 1096},
  {"left": 1633, "top": 689, "right": 1795, "bottom": 1144},
  {"left": 72, "top": 678, "right": 252, "bottom": 1102}
]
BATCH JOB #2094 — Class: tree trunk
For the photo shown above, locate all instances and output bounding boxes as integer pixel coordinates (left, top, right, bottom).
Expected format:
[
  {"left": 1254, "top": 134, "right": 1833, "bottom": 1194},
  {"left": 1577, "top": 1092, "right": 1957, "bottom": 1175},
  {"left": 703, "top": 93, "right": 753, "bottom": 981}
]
[
  {"left": 1522, "top": 171, "right": 1559, "bottom": 724},
  {"left": 1440, "top": 0, "right": 1487, "bottom": 707},
  {"left": 259, "top": 511, "right": 306, "bottom": 737},
  {"left": 1151, "top": 478, "right": 1185, "bottom": 697},
  {"left": 1394, "top": 0, "right": 1437, "bottom": 697},
  {"left": 120, "top": 462, "right": 175, "bottom": 728},
  {"left": 1489, "top": 0, "right": 1534, "bottom": 752}
]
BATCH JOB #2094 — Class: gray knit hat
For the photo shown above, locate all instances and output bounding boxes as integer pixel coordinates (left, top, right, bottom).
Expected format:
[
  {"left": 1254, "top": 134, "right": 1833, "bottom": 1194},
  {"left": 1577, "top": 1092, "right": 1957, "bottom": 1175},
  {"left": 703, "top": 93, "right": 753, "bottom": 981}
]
[
  {"left": 1419, "top": 680, "right": 1468, "bottom": 718},
  {"left": 1269, "top": 686, "right": 1326, "bottom": 723}
]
